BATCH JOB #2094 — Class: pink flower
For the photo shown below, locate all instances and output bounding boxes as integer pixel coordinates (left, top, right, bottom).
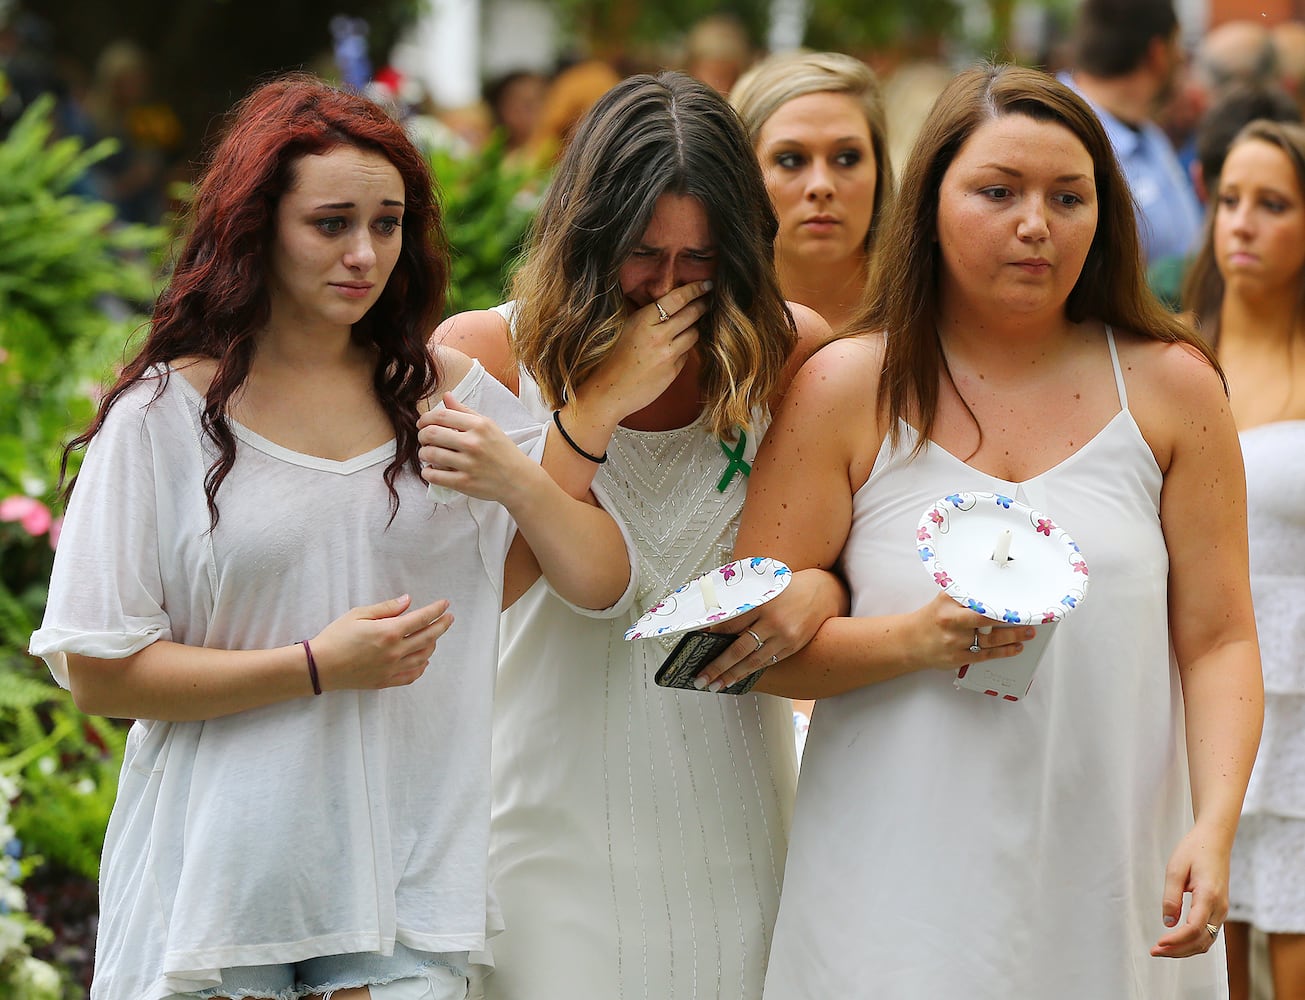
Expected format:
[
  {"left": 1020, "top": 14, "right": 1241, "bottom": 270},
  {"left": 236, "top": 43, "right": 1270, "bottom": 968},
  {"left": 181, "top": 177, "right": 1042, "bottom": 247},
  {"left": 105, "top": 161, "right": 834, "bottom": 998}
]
[
  {"left": 1072, "top": 560, "right": 1088, "bottom": 576},
  {"left": 933, "top": 571, "right": 952, "bottom": 587},
  {"left": 929, "top": 509, "right": 944, "bottom": 525},
  {"left": 917, "top": 526, "right": 932, "bottom": 541},
  {"left": 1042, "top": 611, "right": 1057, "bottom": 623},
  {"left": 720, "top": 565, "right": 736, "bottom": 582},
  {"left": 1035, "top": 518, "right": 1055, "bottom": 536},
  {"left": 0, "top": 495, "right": 53, "bottom": 536}
]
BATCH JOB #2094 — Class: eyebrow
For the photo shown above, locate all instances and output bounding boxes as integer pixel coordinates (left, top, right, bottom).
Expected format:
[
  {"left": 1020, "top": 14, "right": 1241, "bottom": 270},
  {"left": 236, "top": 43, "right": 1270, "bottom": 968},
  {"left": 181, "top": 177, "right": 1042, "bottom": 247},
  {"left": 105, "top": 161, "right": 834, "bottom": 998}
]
[
  {"left": 1218, "top": 182, "right": 1294, "bottom": 198},
  {"left": 633, "top": 241, "right": 716, "bottom": 255},
  {"left": 312, "top": 199, "right": 406, "bottom": 209},
  {"left": 976, "top": 164, "right": 1090, "bottom": 184},
  {"left": 768, "top": 135, "right": 868, "bottom": 147}
]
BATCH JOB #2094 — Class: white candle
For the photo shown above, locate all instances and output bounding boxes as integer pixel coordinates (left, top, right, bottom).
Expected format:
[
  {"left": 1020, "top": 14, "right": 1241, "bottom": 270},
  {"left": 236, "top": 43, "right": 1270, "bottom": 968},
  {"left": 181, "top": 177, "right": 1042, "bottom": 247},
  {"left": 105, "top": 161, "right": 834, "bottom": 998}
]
[
  {"left": 992, "top": 528, "right": 1013, "bottom": 565},
  {"left": 700, "top": 573, "right": 721, "bottom": 611}
]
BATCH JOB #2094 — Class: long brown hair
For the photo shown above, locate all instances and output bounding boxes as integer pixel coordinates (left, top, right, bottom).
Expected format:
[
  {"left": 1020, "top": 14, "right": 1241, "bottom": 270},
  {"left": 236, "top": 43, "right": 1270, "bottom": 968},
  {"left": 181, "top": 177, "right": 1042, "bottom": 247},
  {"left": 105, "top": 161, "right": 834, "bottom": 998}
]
[
  {"left": 857, "top": 63, "right": 1221, "bottom": 453},
  {"left": 1182, "top": 119, "right": 1305, "bottom": 345},
  {"left": 510, "top": 71, "right": 795, "bottom": 437},
  {"left": 63, "top": 73, "right": 448, "bottom": 527}
]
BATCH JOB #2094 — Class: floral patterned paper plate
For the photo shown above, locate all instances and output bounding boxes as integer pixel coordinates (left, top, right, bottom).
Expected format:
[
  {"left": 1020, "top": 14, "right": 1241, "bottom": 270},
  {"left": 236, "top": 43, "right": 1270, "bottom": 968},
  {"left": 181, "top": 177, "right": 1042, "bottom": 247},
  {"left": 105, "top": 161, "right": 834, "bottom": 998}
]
[
  {"left": 917, "top": 491, "right": 1089, "bottom": 625},
  {"left": 624, "top": 557, "right": 792, "bottom": 640}
]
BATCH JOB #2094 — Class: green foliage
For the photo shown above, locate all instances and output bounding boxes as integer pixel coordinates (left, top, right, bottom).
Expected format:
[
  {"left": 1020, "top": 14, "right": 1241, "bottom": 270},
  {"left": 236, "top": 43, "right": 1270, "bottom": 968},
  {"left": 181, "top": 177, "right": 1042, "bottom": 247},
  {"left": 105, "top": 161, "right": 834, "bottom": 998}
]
[
  {"left": 6, "top": 707, "right": 124, "bottom": 882},
  {"left": 430, "top": 134, "right": 542, "bottom": 319},
  {"left": 547, "top": 0, "right": 771, "bottom": 52},
  {"left": 803, "top": 0, "right": 962, "bottom": 53},
  {"left": 0, "top": 93, "right": 158, "bottom": 994},
  {"left": 0, "top": 95, "right": 162, "bottom": 501}
]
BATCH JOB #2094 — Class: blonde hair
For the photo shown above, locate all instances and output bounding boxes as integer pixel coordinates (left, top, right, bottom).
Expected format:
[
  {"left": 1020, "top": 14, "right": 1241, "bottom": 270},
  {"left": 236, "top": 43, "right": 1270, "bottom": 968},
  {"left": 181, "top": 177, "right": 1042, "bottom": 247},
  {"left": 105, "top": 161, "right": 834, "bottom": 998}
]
[
  {"left": 730, "top": 50, "right": 894, "bottom": 254},
  {"left": 511, "top": 72, "right": 796, "bottom": 437}
]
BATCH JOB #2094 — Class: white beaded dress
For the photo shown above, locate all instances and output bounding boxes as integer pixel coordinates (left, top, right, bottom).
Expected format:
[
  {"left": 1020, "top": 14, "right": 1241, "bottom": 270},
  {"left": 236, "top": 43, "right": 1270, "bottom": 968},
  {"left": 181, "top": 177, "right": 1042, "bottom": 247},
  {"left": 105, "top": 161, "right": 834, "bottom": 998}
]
[
  {"left": 762, "top": 330, "right": 1226, "bottom": 999},
  {"left": 476, "top": 316, "right": 797, "bottom": 999},
  {"left": 1228, "top": 420, "right": 1305, "bottom": 933}
]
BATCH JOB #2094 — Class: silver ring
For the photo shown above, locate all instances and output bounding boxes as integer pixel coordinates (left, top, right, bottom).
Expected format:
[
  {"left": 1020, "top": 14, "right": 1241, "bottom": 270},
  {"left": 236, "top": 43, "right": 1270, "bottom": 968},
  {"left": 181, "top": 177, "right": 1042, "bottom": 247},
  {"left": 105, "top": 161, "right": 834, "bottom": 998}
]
[
  {"left": 654, "top": 301, "right": 670, "bottom": 323},
  {"left": 968, "top": 629, "right": 982, "bottom": 654},
  {"left": 768, "top": 653, "right": 779, "bottom": 665},
  {"left": 1206, "top": 923, "right": 1220, "bottom": 940},
  {"left": 745, "top": 628, "right": 764, "bottom": 652}
]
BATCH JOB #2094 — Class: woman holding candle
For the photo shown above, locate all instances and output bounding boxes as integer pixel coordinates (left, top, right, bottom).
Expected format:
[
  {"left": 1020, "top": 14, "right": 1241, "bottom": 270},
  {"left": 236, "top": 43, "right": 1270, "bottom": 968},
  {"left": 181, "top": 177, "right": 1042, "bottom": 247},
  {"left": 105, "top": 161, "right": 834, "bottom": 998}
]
[
  {"left": 708, "top": 65, "right": 1263, "bottom": 998},
  {"left": 434, "top": 72, "right": 840, "bottom": 999},
  {"left": 1183, "top": 119, "right": 1305, "bottom": 1000},
  {"left": 28, "top": 75, "right": 625, "bottom": 1000},
  {"left": 730, "top": 51, "right": 893, "bottom": 334}
]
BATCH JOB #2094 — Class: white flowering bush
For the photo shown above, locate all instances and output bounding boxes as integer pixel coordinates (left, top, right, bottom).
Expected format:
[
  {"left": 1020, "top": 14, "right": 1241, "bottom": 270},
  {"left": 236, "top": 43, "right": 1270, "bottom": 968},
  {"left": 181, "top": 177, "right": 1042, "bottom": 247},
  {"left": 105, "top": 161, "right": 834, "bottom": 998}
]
[{"left": 0, "top": 774, "right": 61, "bottom": 1000}]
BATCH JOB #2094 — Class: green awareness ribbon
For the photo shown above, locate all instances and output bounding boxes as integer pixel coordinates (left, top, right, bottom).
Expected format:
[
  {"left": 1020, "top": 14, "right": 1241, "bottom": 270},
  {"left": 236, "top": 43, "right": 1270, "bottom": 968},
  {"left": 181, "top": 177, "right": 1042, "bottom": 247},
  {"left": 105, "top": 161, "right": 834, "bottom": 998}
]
[{"left": 717, "top": 429, "right": 751, "bottom": 492}]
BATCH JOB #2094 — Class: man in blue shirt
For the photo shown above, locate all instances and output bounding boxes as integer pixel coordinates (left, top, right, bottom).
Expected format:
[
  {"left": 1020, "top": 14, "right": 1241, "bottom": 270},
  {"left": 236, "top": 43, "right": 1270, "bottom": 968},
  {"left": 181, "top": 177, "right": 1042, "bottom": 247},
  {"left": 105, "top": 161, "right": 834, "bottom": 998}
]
[{"left": 1060, "top": 0, "right": 1201, "bottom": 266}]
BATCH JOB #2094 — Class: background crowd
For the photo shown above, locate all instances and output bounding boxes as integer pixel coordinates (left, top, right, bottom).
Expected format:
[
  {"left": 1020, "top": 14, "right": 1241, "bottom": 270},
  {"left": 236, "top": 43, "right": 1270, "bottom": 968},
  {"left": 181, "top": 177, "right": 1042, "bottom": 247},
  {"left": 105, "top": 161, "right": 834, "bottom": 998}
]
[{"left": 1, "top": 0, "right": 1302, "bottom": 997}]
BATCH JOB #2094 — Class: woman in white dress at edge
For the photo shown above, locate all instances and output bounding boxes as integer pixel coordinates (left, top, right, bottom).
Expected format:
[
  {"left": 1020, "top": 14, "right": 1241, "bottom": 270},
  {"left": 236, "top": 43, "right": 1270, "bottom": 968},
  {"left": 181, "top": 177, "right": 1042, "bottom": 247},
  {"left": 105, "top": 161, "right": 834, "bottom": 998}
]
[
  {"left": 700, "top": 64, "right": 1264, "bottom": 999},
  {"left": 435, "top": 72, "right": 842, "bottom": 999},
  {"left": 1182, "top": 119, "right": 1305, "bottom": 1000},
  {"left": 28, "top": 74, "right": 630, "bottom": 1000}
]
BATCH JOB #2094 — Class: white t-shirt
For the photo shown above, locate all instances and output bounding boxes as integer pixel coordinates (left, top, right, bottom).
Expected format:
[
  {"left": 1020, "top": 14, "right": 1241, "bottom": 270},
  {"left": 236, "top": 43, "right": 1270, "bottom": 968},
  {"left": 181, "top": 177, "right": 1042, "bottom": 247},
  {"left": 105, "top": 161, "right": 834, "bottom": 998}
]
[{"left": 30, "top": 361, "right": 542, "bottom": 1000}]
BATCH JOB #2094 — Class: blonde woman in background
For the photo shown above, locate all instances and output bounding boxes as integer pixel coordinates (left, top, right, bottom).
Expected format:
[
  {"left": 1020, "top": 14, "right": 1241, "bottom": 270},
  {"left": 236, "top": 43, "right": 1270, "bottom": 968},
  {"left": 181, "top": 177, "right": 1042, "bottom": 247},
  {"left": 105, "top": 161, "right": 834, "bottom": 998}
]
[
  {"left": 1183, "top": 118, "right": 1305, "bottom": 1000},
  {"left": 731, "top": 50, "right": 894, "bottom": 333}
]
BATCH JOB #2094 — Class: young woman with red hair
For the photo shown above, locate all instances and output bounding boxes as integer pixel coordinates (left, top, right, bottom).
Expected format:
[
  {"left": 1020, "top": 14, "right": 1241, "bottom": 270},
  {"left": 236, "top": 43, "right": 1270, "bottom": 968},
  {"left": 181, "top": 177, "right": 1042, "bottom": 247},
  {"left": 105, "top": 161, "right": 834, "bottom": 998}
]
[{"left": 29, "top": 74, "right": 625, "bottom": 1000}]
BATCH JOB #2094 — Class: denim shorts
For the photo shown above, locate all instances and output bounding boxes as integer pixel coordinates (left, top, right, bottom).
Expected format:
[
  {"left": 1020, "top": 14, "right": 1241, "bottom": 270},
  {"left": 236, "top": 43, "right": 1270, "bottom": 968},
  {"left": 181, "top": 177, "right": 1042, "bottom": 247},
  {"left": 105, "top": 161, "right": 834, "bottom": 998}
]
[{"left": 171, "top": 944, "right": 469, "bottom": 1000}]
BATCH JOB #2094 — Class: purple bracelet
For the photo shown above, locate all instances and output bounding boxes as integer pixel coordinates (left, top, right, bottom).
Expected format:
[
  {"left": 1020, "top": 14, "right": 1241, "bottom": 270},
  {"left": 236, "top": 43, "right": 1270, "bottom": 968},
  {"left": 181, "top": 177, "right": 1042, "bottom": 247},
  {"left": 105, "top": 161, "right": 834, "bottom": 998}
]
[{"left": 300, "top": 639, "right": 322, "bottom": 696}]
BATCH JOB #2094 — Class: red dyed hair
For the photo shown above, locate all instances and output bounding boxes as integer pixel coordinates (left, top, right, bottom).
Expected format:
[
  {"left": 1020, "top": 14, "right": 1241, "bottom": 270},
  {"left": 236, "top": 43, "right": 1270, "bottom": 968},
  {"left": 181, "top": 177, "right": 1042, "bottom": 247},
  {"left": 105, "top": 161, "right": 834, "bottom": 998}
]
[{"left": 65, "top": 73, "right": 449, "bottom": 526}]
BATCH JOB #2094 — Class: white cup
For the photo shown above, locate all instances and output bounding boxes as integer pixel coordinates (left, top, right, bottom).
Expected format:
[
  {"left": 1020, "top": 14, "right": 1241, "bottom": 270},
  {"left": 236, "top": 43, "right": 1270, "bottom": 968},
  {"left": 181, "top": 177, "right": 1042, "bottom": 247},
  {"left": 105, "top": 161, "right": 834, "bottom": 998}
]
[{"left": 955, "top": 620, "right": 1058, "bottom": 701}]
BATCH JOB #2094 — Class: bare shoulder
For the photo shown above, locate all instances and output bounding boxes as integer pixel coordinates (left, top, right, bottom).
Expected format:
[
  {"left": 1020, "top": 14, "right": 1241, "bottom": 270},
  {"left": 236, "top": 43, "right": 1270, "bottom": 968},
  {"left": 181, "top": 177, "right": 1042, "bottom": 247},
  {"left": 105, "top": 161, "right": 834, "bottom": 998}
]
[
  {"left": 788, "top": 301, "right": 834, "bottom": 358},
  {"left": 431, "top": 309, "right": 517, "bottom": 390},
  {"left": 778, "top": 333, "right": 887, "bottom": 452},
  {"left": 792, "top": 333, "right": 886, "bottom": 402},
  {"left": 432, "top": 345, "right": 475, "bottom": 395},
  {"left": 773, "top": 301, "right": 835, "bottom": 399},
  {"left": 760, "top": 332, "right": 888, "bottom": 498},
  {"left": 1116, "top": 331, "right": 1227, "bottom": 412},
  {"left": 170, "top": 355, "right": 218, "bottom": 396},
  {"left": 1115, "top": 330, "right": 1232, "bottom": 470}
]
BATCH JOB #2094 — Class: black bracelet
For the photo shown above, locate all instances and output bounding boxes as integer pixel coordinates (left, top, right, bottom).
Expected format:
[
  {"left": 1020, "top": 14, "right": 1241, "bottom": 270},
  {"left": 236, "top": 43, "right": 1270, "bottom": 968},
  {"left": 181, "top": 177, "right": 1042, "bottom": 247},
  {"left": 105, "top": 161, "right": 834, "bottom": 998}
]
[
  {"left": 300, "top": 639, "right": 322, "bottom": 696},
  {"left": 552, "top": 409, "right": 608, "bottom": 464}
]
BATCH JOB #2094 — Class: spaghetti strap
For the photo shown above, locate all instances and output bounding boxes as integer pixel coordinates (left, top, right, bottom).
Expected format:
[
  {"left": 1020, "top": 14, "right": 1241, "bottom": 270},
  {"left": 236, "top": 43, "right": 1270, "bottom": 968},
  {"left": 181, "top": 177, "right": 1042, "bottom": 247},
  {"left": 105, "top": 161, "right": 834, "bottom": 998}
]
[{"left": 1104, "top": 325, "right": 1128, "bottom": 410}]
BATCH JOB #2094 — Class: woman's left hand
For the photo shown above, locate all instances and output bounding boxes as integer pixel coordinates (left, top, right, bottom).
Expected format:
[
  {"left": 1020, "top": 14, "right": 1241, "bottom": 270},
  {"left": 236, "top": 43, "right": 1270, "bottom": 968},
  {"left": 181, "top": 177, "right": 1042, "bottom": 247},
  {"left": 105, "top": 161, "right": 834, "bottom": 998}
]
[
  {"left": 693, "top": 567, "right": 848, "bottom": 692},
  {"left": 1149, "top": 822, "right": 1232, "bottom": 959},
  {"left": 418, "top": 393, "right": 534, "bottom": 505}
]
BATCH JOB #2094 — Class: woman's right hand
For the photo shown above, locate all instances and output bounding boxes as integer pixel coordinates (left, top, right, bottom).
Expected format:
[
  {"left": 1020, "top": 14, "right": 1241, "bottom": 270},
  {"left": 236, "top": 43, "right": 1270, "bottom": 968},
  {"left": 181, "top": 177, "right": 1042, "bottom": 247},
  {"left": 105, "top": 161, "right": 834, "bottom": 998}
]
[
  {"left": 575, "top": 280, "right": 712, "bottom": 424},
  {"left": 906, "top": 591, "right": 1032, "bottom": 672},
  {"left": 309, "top": 594, "right": 453, "bottom": 691}
]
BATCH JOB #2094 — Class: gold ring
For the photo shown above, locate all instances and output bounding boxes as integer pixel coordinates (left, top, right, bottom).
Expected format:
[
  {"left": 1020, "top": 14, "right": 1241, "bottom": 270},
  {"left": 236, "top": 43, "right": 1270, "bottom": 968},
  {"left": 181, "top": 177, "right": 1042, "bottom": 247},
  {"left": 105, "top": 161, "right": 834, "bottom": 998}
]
[
  {"left": 1206, "top": 923, "right": 1219, "bottom": 940},
  {"left": 745, "top": 628, "right": 764, "bottom": 652},
  {"left": 655, "top": 301, "right": 670, "bottom": 323}
]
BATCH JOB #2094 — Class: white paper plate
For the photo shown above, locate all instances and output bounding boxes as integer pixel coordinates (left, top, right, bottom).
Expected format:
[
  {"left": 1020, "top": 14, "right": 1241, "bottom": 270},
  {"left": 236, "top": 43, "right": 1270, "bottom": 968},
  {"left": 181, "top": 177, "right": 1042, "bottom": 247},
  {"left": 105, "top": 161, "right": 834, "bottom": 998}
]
[
  {"left": 624, "top": 557, "right": 792, "bottom": 640},
  {"left": 917, "top": 491, "right": 1089, "bottom": 625}
]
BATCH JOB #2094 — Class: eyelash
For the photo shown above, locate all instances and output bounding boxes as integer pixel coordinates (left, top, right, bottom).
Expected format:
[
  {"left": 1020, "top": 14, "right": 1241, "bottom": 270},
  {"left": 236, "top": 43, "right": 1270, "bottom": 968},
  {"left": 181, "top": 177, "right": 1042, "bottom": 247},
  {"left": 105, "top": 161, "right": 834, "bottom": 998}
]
[
  {"left": 775, "top": 151, "right": 864, "bottom": 170},
  {"left": 1219, "top": 194, "right": 1289, "bottom": 213},
  {"left": 979, "top": 187, "right": 1083, "bottom": 207},
  {"left": 314, "top": 217, "right": 403, "bottom": 236},
  {"left": 628, "top": 250, "right": 715, "bottom": 263}
]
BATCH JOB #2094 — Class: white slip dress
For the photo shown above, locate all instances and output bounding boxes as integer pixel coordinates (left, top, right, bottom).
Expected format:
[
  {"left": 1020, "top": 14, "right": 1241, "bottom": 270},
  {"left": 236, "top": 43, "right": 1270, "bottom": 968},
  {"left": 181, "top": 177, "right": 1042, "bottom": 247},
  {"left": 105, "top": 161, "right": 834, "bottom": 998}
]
[
  {"left": 762, "top": 329, "right": 1226, "bottom": 999},
  {"left": 478, "top": 345, "right": 797, "bottom": 999},
  {"left": 1228, "top": 420, "right": 1305, "bottom": 933}
]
